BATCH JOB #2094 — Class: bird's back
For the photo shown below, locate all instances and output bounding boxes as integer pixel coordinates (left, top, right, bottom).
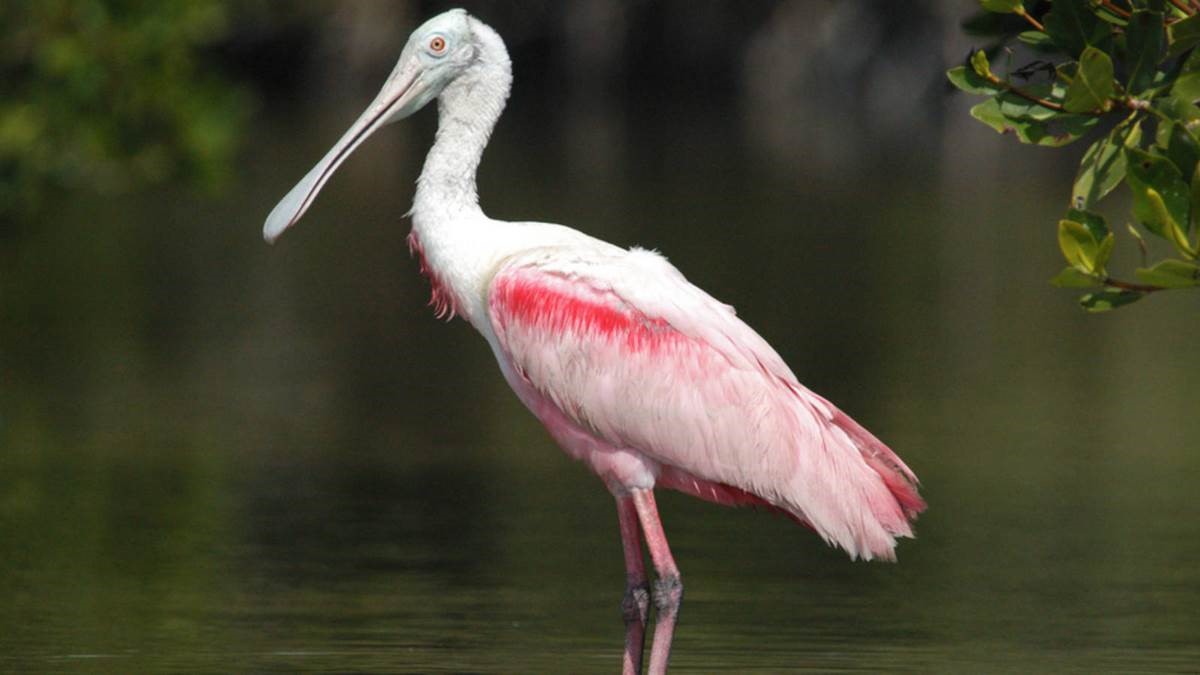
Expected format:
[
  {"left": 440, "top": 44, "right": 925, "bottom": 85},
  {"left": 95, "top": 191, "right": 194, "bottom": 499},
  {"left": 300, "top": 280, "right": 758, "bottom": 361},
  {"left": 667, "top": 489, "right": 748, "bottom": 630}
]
[{"left": 484, "top": 243, "right": 924, "bottom": 561}]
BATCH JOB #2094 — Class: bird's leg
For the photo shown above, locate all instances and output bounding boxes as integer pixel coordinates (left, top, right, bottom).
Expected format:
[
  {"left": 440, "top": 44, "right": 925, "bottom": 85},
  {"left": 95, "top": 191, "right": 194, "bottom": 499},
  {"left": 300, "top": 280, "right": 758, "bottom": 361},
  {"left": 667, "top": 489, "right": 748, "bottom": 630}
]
[
  {"left": 631, "top": 489, "right": 682, "bottom": 675},
  {"left": 615, "top": 493, "right": 649, "bottom": 675}
]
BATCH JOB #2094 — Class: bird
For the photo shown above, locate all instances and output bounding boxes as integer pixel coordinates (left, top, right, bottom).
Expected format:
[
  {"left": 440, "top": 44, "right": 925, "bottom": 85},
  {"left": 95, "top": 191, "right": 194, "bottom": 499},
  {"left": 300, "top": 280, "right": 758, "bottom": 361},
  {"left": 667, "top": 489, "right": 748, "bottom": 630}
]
[{"left": 263, "top": 9, "right": 925, "bottom": 675}]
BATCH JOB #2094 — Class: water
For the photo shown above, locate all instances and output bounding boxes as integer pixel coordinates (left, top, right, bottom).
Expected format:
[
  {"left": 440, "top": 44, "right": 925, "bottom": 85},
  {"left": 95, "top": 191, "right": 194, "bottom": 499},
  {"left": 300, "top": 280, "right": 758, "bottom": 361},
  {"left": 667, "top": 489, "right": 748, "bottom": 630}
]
[{"left": 3, "top": 82, "right": 1199, "bottom": 672}]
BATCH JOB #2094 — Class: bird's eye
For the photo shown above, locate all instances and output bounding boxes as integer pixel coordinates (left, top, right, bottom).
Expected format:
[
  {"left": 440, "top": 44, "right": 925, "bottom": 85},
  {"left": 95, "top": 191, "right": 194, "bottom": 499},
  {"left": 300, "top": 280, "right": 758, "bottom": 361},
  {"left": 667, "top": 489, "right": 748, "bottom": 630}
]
[{"left": 429, "top": 36, "right": 447, "bottom": 54}]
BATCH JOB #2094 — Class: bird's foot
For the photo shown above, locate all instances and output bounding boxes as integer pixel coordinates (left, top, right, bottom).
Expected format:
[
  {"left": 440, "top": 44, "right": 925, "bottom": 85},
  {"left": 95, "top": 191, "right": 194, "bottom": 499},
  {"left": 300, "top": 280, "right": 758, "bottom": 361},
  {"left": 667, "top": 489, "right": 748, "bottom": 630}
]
[
  {"left": 645, "top": 574, "right": 682, "bottom": 675},
  {"left": 622, "top": 581, "right": 650, "bottom": 675}
]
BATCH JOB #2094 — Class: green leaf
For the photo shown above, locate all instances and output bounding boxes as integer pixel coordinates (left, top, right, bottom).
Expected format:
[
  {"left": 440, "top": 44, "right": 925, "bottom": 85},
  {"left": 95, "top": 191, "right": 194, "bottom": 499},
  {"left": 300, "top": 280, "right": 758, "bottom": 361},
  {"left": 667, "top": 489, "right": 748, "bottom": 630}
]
[
  {"left": 980, "top": 0, "right": 1024, "bottom": 12},
  {"left": 1184, "top": 44, "right": 1200, "bottom": 74},
  {"left": 1165, "top": 122, "right": 1200, "bottom": 182},
  {"left": 970, "top": 50, "right": 993, "bottom": 80},
  {"left": 1167, "top": 13, "right": 1200, "bottom": 60},
  {"left": 1148, "top": 186, "right": 1182, "bottom": 236},
  {"left": 1135, "top": 259, "right": 1200, "bottom": 286},
  {"left": 1125, "top": 11, "right": 1165, "bottom": 95},
  {"left": 1044, "top": 0, "right": 1108, "bottom": 57},
  {"left": 1099, "top": 6, "right": 1123, "bottom": 25},
  {"left": 1156, "top": 120, "right": 1173, "bottom": 148},
  {"left": 1127, "top": 221, "right": 1148, "bottom": 249},
  {"left": 1191, "top": 168, "right": 1200, "bottom": 231},
  {"left": 1125, "top": 147, "right": 1190, "bottom": 237},
  {"left": 969, "top": 99, "right": 1098, "bottom": 146},
  {"left": 1153, "top": 96, "right": 1200, "bottom": 147},
  {"left": 1057, "top": 216, "right": 1113, "bottom": 274},
  {"left": 1072, "top": 124, "right": 1141, "bottom": 209},
  {"left": 1058, "top": 219, "right": 1101, "bottom": 272},
  {"left": 998, "top": 85, "right": 1062, "bottom": 121},
  {"left": 1171, "top": 71, "right": 1200, "bottom": 102},
  {"left": 1065, "top": 207, "right": 1110, "bottom": 240},
  {"left": 1045, "top": 114, "right": 1101, "bottom": 146},
  {"left": 1095, "top": 231, "right": 1115, "bottom": 271},
  {"left": 1050, "top": 267, "right": 1102, "bottom": 287},
  {"left": 1163, "top": 208, "right": 1199, "bottom": 256},
  {"left": 970, "top": 98, "right": 1012, "bottom": 131},
  {"left": 1095, "top": 5, "right": 1130, "bottom": 26},
  {"left": 1064, "top": 47, "right": 1115, "bottom": 113},
  {"left": 1153, "top": 95, "right": 1200, "bottom": 124},
  {"left": 1056, "top": 61, "right": 1078, "bottom": 82},
  {"left": 1017, "top": 31, "right": 1056, "bottom": 49},
  {"left": 1079, "top": 290, "right": 1144, "bottom": 312},
  {"left": 946, "top": 65, "right": 1002, "bottom": 96}
]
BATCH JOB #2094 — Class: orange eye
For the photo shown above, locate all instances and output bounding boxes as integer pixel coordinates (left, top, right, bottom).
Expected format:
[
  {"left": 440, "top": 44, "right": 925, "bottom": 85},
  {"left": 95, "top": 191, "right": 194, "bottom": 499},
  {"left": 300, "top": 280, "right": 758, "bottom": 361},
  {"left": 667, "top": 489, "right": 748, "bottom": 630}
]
[{"left": 430, "top": 36, "right": 446, "bottom": 53}]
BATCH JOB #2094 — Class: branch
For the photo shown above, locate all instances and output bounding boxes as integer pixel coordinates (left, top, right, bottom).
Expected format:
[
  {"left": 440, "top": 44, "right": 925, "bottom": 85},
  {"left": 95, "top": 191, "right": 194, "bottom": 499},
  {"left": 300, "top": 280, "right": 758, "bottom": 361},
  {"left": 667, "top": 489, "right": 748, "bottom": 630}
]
[
  {"left": 973, "top": 57, "right": 1149, "bottom": 115},
  {"left": 1102, "top": 277, "right": 1164, "bottom": 293},
  {"left": 1120, "top": 96, "right": 1152, "bottom": 111},
  {"left": 1098, "top": 0, "right": 1132, "bottom": 18},
  {"left": 979, "top": 70, "right": 1067, "bottom": 112},
  {"left": 1167, "top": 0, "right": 1196, "bottom": 16},
  {"left": 1018, "top": 10, "right": 1046, "bottom": 32}
]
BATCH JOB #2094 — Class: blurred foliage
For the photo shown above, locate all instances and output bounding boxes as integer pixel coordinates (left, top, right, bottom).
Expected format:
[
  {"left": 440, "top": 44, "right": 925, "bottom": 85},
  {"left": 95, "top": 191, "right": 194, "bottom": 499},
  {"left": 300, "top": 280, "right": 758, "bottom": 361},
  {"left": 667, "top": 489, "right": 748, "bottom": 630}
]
[
  {"left": 951, "top": 0, "right": 1200, "bottom": 311},
  {"left": 0, "top": 0, "right": 248, "bottom": 224}
]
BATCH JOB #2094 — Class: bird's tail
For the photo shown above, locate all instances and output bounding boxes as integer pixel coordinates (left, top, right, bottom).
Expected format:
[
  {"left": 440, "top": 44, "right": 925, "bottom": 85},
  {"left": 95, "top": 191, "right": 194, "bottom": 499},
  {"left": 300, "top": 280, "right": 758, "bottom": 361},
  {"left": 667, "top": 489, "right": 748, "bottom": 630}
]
[
  {"left": 832, "top": 407, "right": 927, "bottom": 521},
  {"left": 783, "top": 385, "right": 926, "bottom": 562}
]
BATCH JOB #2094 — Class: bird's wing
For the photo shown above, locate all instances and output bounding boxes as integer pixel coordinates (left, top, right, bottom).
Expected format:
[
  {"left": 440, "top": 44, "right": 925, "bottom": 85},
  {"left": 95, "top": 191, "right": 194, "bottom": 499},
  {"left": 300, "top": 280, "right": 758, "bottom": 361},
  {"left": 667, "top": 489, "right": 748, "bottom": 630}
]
[{"left": 487, "top": 245, "right": 923, "bottom": 560}]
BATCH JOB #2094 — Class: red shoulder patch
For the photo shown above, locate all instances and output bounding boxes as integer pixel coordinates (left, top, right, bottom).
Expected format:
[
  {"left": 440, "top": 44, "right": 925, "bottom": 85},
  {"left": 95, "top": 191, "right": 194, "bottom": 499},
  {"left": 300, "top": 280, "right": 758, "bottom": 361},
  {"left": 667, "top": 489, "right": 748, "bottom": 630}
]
[{"left": 491, "top": 269, "right": 682, "bottom": 352}]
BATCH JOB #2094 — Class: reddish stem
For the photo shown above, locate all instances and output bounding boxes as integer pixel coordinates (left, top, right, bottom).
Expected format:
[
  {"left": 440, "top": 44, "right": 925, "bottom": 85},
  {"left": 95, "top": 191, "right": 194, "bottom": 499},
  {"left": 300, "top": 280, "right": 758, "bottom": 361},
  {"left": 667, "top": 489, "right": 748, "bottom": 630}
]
[{"left": 1102, "top": 277, "right": 1164, "bottom": 293}]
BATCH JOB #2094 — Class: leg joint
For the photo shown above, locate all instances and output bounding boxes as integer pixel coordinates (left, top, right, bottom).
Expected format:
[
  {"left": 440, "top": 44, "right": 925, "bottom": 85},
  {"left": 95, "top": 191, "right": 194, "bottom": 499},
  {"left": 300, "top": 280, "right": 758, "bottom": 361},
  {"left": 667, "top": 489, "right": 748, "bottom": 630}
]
[
  {"left": 652, "top": 574, "right": 683, "bottom": 613},
  {"left": 622, "top": 581, "right": 650, "bottom": 626}
]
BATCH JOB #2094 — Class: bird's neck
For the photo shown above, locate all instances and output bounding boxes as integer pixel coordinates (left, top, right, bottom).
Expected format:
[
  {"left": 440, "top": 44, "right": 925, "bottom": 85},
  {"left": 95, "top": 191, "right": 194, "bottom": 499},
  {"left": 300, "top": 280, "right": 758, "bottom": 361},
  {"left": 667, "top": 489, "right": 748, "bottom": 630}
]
[
  {"left": 409, "top": 34, "right": 513, "bottom": 327},
  {"left": 413, "top": 55, "right": 511, "bottom": 224}
]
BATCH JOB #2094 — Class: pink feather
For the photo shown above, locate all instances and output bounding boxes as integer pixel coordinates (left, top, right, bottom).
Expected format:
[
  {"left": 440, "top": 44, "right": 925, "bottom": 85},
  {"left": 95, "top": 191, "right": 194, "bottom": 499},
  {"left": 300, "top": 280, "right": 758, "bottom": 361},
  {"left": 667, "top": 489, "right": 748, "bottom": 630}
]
[{"left": 487, "top": 248, "right": 925, "bottom": 561}]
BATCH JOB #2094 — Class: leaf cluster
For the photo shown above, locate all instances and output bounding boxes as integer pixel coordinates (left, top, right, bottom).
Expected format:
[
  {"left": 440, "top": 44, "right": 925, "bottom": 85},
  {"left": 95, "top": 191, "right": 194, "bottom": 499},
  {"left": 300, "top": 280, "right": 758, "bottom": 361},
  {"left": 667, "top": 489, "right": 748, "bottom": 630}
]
[
  {"left": 950, "top": 0, "right": 1200, "bottom": 311},
  {"left": 0, "top": 0, "right": 249, "bottom": 225}
]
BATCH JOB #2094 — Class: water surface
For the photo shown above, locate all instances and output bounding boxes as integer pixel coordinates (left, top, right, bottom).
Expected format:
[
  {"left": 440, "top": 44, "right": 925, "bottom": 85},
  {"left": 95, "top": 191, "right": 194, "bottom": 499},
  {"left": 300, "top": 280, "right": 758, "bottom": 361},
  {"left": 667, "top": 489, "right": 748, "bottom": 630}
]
[{"left": 3, "top": 77, "right": 1199, "bottom": 673}]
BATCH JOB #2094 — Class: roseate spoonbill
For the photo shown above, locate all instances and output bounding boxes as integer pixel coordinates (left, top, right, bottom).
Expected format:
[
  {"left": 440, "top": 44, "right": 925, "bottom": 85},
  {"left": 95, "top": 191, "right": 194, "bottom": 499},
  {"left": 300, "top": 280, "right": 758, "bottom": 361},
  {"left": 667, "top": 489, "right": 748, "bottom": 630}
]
[{"left": 263, "top": 9, "right": 925, "bottom": 674}]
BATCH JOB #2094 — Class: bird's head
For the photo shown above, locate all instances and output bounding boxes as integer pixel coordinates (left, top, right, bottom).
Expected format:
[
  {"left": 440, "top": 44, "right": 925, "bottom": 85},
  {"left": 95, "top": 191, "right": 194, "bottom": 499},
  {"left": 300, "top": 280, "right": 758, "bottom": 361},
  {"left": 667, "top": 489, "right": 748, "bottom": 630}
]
[{"left": 263, "top": 9, "right": 503, "bottom": 243}]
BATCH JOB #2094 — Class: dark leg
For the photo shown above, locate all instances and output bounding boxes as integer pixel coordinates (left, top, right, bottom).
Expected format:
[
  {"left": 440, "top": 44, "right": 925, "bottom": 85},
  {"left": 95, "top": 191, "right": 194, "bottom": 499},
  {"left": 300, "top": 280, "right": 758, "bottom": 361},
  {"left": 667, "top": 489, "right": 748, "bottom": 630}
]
[
  {"left": 631, "top": 489, "right": 682, "bottom": 675},
  {"left": 616, "top": 493, "right": 650, "bottom": 675}
]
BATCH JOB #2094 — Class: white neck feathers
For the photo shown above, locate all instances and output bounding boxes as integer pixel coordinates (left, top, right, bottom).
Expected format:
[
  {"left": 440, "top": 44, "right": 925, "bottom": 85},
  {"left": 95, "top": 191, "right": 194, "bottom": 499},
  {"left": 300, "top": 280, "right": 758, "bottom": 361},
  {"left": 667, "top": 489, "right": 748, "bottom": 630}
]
[{"left": 413, "top": 20, "right": 512, "bottom": 222}]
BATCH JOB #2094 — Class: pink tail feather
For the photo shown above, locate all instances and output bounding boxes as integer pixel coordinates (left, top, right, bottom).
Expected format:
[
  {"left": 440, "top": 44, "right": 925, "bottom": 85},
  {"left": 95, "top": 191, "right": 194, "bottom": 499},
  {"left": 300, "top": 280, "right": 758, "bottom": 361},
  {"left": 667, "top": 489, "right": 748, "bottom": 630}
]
[{"left": 831, "top": 407, "right": 927, "bottom": 522}]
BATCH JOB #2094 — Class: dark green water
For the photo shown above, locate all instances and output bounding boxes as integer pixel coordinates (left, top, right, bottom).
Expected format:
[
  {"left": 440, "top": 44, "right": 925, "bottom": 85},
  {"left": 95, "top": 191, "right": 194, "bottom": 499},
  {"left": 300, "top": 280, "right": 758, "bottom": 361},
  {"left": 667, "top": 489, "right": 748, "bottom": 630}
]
[{"left": 3, "top": 90, "right": 1199, "bottom": 673}]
